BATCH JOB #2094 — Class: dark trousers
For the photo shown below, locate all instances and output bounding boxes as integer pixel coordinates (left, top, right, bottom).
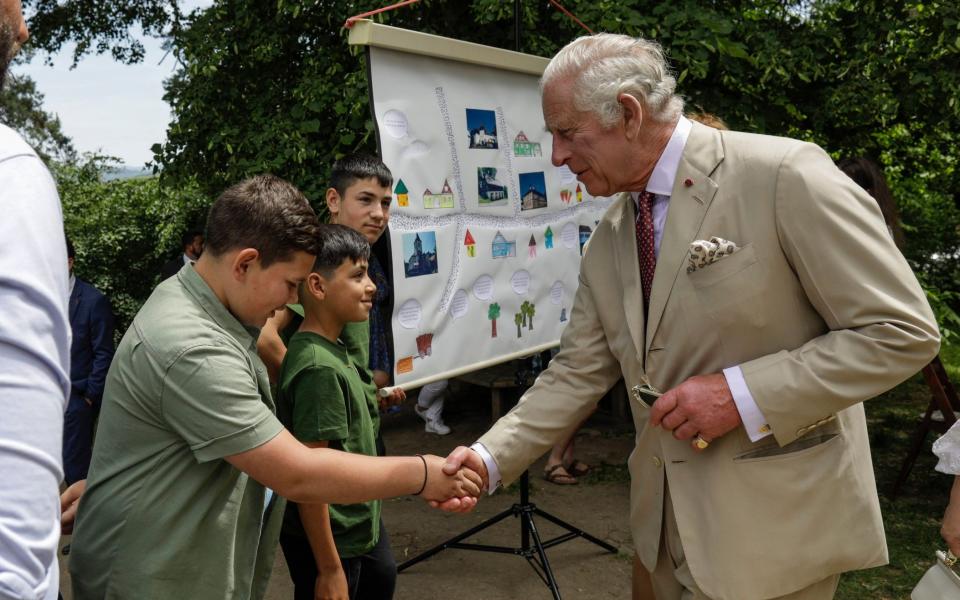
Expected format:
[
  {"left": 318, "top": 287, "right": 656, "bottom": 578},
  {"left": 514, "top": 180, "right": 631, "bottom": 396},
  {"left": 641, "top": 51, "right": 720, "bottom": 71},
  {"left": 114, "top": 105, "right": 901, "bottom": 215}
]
[
  {"left": 280, "top": 519, "right": 396, "bottom": 600},
  {"left": 63, "top": 391, "right": 97, "bottom": 485}
]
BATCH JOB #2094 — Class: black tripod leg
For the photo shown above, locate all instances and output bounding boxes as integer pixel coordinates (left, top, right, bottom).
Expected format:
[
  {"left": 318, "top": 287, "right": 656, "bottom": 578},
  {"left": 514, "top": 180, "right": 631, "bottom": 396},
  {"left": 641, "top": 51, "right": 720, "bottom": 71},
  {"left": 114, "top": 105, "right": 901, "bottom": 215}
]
[
  {"left": 397, "top": 505, "right": 518, "bottom": 572},
  {"left": 524, "top": 511, "right": 563, "bottom": 600},
  {"left": 533, "top": 507, "right": 618, "bottom": 553}
]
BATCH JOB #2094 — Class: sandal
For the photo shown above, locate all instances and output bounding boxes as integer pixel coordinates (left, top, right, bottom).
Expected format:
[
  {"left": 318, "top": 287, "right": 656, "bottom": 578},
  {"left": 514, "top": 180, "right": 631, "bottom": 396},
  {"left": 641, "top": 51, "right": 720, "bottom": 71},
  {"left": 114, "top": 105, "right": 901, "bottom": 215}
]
[
  {"left": 543, "top": 463, "right": 579, "bottom": 485},
  {"left": 565, "top": 459, "right": 591, "bottom": 477}
]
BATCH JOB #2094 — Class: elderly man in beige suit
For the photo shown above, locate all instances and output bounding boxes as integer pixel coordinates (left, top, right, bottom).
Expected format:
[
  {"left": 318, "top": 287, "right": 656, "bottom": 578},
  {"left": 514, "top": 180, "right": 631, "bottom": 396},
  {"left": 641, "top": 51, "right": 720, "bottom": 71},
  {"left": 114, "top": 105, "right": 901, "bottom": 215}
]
[{"left": 439, "top": 33, "right": 940, "bottom": 599}]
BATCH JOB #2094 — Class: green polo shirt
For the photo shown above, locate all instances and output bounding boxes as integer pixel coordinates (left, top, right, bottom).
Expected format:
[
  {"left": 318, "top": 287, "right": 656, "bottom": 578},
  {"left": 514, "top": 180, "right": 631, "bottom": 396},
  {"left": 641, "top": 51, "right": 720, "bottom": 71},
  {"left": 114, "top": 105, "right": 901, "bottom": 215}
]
[
  {"left": 277, "top": 331, "right": 381, "bottom": 557},
  {"left": 69, "top": 265, "right": 286, "bottom": 600}
]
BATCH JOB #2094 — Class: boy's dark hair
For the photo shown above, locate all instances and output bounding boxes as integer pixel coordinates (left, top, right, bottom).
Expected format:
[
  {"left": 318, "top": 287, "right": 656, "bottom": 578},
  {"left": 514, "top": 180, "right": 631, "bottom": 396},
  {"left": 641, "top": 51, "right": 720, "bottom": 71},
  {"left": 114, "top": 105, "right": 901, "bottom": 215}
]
[
  {"left": 330, "top": 154, "right": 393, "bottom": 197},
  {"left": 66, "top": 237, "right": 75, "bottom": 259},
  {"left": 204, "top": 175, "right": 320, "bottom": 266},
  {"left": 312, "top": 224, "right": 371, "bottom": 278},
  {"left": 181, "top": 229, "right": 203, "bottom": 249}
]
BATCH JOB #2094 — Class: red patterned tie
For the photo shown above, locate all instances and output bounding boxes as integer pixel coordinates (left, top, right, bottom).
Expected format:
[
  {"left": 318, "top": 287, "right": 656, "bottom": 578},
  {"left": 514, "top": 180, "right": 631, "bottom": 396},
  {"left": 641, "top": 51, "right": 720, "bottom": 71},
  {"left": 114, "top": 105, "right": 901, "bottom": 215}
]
[{"left": 635, "top": 191, "right": 657, "bottom": 317}]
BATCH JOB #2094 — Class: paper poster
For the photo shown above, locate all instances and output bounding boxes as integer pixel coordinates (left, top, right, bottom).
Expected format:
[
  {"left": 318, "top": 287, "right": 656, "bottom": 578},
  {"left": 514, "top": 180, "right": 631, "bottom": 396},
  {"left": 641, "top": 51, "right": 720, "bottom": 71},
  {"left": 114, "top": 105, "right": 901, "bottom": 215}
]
[{"left": 367, "top": 44, "right": 614, "bottom": 386}]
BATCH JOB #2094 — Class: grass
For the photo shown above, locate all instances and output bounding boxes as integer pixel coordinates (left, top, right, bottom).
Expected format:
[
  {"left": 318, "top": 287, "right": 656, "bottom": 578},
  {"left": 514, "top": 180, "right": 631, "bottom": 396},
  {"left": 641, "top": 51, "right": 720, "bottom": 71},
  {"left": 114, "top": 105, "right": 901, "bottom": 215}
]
[{"left": 566, "top": 349, "right": 960, "bottom": 599}]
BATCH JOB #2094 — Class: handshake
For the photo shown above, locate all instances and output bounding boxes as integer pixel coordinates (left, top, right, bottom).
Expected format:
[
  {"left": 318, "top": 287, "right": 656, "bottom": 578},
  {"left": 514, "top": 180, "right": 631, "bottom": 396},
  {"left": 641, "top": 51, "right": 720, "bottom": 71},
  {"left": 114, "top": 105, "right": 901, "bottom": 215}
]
[{"left": 417, "top": 446, "right": 488, "bottom": 513}]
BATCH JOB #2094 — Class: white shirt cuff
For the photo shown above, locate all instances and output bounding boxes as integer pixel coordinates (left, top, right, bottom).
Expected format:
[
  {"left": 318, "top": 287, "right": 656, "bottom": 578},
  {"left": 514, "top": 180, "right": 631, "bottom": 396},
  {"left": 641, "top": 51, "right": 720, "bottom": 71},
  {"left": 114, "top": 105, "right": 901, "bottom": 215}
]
[
  {"left": 724, "top": 366, "right": 772, "bottom": 442},
  {"left": 470, "top": 442, "right": 502, "bottom": 495}
]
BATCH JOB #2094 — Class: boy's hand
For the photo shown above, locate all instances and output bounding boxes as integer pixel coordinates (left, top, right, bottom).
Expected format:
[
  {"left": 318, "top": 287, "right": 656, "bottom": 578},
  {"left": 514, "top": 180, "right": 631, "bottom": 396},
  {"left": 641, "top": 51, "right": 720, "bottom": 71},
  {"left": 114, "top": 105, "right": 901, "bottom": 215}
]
[
  {"left": 377, "top": 386, "right": 406, "bottom": 409},
  {"left": 315, "top": 567, "right": 349, "bottom": 600},
  {"left": 61, "top": 479, "right": 87, "bottom": 535},
  {"left": 418, "top": 454, "right": 481, "bottom": 511}
]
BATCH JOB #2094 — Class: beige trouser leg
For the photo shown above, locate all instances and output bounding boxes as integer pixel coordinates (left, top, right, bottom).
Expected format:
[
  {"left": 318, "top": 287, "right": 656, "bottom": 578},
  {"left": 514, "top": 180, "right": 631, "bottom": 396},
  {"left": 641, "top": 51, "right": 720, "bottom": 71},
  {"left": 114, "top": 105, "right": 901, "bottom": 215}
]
[
  {"left": 649, "top": 483, "right": 841, "bottom": 600},
  {"left": 633, "top": 554, "right": 657, "bottom": 600}
]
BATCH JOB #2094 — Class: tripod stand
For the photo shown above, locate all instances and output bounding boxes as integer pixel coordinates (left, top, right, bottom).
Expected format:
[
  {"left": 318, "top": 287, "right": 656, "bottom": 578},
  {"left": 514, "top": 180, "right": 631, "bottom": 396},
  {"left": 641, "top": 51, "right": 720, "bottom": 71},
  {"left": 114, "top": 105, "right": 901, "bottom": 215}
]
[{"left": 398, "top": 356, "right": 618, "bottom": 599}]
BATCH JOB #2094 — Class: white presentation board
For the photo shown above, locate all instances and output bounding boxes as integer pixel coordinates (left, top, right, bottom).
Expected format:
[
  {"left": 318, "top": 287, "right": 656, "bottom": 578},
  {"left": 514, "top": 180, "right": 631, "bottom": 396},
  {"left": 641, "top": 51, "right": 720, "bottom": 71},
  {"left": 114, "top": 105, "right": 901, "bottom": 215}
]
[{"left": 355, "top": 23, "right": 614, "bottom": 388}]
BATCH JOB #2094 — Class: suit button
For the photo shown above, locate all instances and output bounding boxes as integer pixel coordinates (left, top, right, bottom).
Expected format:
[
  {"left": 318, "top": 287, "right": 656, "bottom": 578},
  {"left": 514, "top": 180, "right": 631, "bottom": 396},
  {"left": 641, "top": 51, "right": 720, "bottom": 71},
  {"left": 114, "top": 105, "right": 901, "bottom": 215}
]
[{"left": 652, "top": 456, "right": 662, "bottom": 467}]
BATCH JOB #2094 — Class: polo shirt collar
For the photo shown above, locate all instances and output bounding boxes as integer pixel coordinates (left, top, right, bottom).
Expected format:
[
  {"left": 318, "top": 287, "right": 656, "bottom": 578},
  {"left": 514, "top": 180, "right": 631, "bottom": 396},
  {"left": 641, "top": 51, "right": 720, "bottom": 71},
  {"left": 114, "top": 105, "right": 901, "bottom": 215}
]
[{"left": 179, "top": 265, "right": 260, "bottom": 348}]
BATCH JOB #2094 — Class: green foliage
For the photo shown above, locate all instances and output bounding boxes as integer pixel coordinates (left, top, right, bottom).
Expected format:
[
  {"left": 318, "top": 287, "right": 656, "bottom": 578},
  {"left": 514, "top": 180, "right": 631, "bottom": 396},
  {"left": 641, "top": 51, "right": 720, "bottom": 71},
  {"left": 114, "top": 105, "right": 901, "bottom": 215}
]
[
  {"left": 57, "top": 156, "right": 209, "bottom": 335},
  {"left": 22, "top": 0, "right": 187, "bottom": 66},
  {"left": 0, "top": 73, "right": 75, "bottom": 163}
]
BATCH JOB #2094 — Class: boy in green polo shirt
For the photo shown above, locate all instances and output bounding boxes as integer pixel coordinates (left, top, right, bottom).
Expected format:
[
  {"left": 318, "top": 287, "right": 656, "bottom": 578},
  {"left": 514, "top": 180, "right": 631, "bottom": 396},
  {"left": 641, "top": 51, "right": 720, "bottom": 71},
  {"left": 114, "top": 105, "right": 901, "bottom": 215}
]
[
  {"left": 68, "top": 176, "right": 482, "bottom": 600},
  {"left": 277, "top": 223, "right": 396, "bottom": 600}
]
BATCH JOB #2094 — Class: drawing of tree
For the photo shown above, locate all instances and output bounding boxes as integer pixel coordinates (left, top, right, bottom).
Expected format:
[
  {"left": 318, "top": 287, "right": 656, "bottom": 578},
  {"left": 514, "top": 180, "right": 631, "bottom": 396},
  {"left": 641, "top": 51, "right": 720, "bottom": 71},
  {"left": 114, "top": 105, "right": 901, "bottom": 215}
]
[
  {"left": 520, "top": 300, "right": 530, "bottom": 327},
  {"left": 488, "top": 302, "right": 500, "bottom": 338},
  {"left": 514, "top": 312, "right": 523, "bottom": 338},
  {"left": 527, "top": 302, "right": 536, "bottom": 330}
]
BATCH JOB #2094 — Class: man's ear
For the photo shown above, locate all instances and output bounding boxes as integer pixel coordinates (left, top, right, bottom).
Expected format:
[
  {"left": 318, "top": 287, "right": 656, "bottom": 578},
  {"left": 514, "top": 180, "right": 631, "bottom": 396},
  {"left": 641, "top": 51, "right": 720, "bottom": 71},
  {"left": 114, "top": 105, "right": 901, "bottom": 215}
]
[
  {"left": 232, "top": 248, "right": 260, "bottom": 280},
  {"left": 618, "top": 93, "right": 644, "bottom": 141},
  {"left": 325, "top": 188, "right": 342, "bottom": 222}
]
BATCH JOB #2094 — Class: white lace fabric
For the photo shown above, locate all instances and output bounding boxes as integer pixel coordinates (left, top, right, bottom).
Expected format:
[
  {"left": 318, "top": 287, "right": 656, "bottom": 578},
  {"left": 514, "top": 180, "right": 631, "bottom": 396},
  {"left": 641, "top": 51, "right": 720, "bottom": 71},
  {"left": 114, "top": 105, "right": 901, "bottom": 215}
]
[{"left": 933, "top": 420, "right": 960, "bottom": 475}]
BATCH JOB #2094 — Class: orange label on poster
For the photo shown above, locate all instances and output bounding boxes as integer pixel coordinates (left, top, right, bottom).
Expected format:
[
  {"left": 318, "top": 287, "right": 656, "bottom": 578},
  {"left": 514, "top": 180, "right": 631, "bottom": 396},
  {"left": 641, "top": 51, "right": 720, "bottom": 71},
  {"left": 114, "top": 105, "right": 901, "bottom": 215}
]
[{"left": 396, "top": 356, "right": 414, "bottom": 374}]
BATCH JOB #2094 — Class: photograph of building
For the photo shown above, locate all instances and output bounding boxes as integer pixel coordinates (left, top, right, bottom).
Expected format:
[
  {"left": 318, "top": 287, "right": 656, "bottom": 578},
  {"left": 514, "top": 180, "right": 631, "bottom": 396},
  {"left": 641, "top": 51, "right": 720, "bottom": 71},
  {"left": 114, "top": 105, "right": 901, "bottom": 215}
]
[
  {"left": 519, "top": 171, "right": 548, "bottom": 211},
  {"left": 466, "top": 108, "right": 498, "bottom": 149},
  {"left": 477, "top": 167, "right": 508, "bottom": 205},
  {"left": 403, "top": 231, "right": 439, "bottom": 277}
]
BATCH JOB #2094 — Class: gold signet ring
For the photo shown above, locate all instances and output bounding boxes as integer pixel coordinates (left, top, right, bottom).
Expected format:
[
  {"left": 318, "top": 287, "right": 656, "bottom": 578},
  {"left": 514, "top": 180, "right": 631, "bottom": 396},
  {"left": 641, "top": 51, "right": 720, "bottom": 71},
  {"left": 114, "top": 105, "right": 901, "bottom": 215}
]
[{"left": 693, "top": 435, "right": 710, "bottom": 450}]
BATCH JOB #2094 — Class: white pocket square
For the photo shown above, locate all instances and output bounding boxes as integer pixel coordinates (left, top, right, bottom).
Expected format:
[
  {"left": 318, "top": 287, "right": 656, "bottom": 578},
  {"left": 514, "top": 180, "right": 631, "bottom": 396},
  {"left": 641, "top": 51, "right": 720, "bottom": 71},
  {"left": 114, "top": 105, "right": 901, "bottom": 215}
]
[{"left": 688, "top": 237, "right": 740, "bottom": 273}]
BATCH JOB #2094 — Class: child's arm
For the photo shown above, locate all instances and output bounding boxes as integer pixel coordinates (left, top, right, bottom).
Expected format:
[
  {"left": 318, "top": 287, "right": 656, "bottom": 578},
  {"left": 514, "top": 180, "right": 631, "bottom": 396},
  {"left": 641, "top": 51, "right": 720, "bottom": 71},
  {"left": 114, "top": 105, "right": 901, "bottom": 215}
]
[
  {"left": 300, "top": 440, "right": 349, "bottom": 600},
  {"left": 226, "top": 431, "right": 481, "bottom": 506}
]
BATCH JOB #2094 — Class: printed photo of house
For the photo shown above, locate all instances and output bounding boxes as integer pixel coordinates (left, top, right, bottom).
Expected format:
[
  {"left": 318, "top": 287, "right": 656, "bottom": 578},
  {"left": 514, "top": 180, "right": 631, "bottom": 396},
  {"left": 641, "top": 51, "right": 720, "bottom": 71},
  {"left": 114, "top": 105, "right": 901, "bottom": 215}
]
[
  {"left": 519, "top": 171, "right": 548, "bottom": 211},
  {"left": 477, "top": 167, "right": 508, "bottom": 206},
  {"left": 403, "top": 231, "right": 439, "bottom": 277},
  {"left": 466, "top": 108, "right": 498, "bottom": 149}
]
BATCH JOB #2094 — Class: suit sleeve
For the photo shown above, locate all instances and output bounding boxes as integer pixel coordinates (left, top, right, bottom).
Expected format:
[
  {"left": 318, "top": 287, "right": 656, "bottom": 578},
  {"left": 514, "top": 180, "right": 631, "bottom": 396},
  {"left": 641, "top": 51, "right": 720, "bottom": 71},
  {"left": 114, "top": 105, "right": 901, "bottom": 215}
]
[
  {"left": 477, "top": 270, "right": 623, "bottom": 486},
  {"left": 740, "top": 142, "right": 940, "bottom": 445},
  {"left": 85, "top": 291, "right": 115, "bottom": 403}
]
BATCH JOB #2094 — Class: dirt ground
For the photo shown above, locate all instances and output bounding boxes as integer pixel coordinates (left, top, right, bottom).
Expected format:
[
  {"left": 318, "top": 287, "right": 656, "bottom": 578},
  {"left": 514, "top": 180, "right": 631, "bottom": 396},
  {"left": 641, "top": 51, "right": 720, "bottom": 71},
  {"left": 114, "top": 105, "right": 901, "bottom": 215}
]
[{"left": 59, "top": 382, "right": 637, "bottom": 599}]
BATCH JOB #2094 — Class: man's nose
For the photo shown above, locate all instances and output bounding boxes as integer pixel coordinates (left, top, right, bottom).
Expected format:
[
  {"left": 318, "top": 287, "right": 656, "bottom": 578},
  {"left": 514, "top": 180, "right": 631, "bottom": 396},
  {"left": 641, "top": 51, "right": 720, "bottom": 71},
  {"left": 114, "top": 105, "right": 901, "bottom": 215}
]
[{"left": 551, "top": 136, "right": 569, "bottom": 167}]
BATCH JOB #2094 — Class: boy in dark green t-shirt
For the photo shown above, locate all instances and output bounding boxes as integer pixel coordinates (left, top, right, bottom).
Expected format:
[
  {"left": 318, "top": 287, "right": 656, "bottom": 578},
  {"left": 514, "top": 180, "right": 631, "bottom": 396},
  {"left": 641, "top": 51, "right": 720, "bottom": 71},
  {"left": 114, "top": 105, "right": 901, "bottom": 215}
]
[{"left": 277, "top": 224, "right": 396, "bottom": 600}]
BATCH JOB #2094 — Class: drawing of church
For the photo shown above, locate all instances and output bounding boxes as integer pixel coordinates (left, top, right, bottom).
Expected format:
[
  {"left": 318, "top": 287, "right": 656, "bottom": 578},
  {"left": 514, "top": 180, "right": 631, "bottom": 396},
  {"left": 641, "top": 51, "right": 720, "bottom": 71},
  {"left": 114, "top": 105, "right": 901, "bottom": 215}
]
[
  {"left": 513, "top": 131, "right": 542, "bottom": 157},
  {"left": 422, "top": 179, "right": 455, "bottom": 209}
]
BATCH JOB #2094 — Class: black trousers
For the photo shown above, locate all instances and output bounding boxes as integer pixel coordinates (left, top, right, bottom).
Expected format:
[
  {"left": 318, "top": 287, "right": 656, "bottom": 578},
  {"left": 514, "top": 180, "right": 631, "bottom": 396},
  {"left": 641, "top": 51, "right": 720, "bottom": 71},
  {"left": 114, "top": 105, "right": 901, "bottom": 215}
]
[{"left": 280, "top": 519, "right": 396, "bottom": 600}]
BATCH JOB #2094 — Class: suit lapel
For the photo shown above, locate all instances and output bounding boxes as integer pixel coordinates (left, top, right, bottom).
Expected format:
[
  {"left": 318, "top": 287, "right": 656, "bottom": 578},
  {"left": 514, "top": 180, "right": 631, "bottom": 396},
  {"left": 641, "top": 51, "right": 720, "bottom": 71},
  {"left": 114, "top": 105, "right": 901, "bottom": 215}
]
[
  {"left": 645, "top": 123, "right": 723, "bottom": 354},
  {"left": 611, "top": 193, "right": 646, "bottom": 360}
]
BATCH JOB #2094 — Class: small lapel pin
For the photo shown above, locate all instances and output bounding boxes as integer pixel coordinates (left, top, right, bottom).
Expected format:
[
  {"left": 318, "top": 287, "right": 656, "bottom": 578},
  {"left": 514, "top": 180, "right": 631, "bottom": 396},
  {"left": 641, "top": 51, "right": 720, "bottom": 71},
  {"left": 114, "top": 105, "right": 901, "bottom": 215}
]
[{"left": 684, "top": 178, "right": 694, "bottom": 187}]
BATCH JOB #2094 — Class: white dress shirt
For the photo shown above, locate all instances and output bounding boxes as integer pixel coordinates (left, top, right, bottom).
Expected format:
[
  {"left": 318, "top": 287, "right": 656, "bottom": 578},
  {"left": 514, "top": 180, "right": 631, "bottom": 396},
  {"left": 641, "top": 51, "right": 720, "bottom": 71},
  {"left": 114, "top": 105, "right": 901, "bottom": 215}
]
[
  {"left": 475, "top": 117, "right": 771, "bottom": 493},
  {"left": 0, "top": 124, "right": 71, "bottom": 600}
]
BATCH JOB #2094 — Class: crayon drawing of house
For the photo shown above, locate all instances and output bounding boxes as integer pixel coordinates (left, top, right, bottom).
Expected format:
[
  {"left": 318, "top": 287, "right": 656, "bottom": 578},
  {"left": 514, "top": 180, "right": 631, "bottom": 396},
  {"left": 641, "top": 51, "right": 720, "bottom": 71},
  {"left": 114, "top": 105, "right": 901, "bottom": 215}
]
[
  {"left": 464, "top": 229, "right": 476, "bottom": 257},
  {"left": 513, "top": 131, "right": 542, "bottom": 157},
  {"left": 491, "top": 230, "right": 516, "bottom": 259},
  {"left": 423, "top": 179, "right": 455, "bottom": 209},
  {"left": 394, "top": 179, "right": 409, "bottom": 207}
]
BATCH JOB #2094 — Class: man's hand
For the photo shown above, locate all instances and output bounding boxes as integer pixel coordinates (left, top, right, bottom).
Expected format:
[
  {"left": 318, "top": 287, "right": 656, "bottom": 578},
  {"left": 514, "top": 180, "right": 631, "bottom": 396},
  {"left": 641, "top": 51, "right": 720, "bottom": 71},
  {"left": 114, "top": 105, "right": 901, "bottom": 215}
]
[
  {"left": 315, "top": 567, "right": 349, "bottom": 600},
  {"left": 60, "top": 479, "right": 87, "bottom": 535},
  {"left": 426, "top": 446, "right": 489, "bottom": 513},
  {"left": 649, "top": 373, "right": 741, "bottom": 451},
  {"left": 418, "top": 454, "right": 481, "bottom": 512}
]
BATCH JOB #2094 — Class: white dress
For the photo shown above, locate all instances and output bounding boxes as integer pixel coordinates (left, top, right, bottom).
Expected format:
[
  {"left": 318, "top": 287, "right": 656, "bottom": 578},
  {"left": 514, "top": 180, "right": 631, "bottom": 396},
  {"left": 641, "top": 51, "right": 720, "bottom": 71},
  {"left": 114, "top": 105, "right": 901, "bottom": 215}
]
[{"left": 933, "top": 420, "right": 960, "bottom": 475}]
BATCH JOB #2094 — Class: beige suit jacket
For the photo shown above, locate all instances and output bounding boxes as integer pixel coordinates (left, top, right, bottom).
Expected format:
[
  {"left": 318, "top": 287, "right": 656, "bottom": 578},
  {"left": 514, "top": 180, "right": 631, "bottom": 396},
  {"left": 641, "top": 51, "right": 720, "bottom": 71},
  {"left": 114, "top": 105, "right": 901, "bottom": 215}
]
[{"left": 478, "top": 122, "right": 940, "bottom": 599}]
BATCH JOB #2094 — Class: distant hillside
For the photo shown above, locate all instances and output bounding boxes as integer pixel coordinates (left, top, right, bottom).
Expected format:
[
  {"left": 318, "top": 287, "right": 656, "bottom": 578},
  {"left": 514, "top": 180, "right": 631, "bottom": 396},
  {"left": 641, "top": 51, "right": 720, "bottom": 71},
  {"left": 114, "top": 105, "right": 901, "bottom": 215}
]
[{"left": 103, "top": 165, "right": 153, "bottom": 181}]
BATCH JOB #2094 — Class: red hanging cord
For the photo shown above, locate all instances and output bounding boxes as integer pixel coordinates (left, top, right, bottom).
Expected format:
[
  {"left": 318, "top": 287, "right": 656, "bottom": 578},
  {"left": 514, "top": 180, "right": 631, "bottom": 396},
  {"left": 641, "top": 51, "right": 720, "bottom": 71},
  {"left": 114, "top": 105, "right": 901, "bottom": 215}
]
[
  {"left": 344, "top": 0, "right": 421, "bottom": 29},
  {"left": 548, "top": 0, "right": 594, "bottom": 34}
]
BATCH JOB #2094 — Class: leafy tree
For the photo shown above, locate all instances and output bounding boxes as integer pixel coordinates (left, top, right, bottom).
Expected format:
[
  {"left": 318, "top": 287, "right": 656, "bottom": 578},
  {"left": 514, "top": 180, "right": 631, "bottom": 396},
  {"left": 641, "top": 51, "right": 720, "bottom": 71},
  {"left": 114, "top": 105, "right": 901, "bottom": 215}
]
[
  {"left": 514, "top": 311, "right": 523, "bottom": 338},
  {"left": 527, "top": 302, "right": 535, "bottom": 330},
  {"left": 488, "top": 302, "right": 500, "bottom": 338},
  {"left": 0, "top": 72, "right": 75, "bottom": 162},
  {"left": 57, "top": 156, "right": 209, "bottom": 336}
]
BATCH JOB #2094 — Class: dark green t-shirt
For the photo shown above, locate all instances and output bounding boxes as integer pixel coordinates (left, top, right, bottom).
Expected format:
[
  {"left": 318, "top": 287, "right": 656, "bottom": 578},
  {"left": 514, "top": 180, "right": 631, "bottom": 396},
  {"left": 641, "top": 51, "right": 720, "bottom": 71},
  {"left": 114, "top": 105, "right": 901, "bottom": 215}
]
[{"left": 276, "top": 330, "right": 381, "bottom": 557}]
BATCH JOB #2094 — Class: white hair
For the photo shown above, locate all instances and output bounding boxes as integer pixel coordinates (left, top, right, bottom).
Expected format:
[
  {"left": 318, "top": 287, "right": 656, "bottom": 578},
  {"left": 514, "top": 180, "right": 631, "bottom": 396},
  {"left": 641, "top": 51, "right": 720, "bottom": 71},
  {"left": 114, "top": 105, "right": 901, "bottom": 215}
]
[{"left": 541, "top": 33, "right": 685, "bottom": 127}]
